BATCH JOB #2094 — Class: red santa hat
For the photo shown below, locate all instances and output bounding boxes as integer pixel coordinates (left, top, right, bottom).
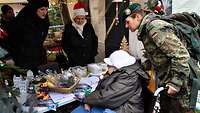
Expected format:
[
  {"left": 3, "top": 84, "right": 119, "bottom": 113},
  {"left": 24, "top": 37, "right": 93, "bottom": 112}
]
[{"left": 73, "top": 2, "right": 88, "bottom": 18}]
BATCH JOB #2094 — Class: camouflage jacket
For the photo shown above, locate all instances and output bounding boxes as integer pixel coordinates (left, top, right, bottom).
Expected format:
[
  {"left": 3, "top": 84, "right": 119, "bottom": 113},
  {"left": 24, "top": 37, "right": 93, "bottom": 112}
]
[{"left": 137, "top": 13, "right": 190, "bottom": 92}]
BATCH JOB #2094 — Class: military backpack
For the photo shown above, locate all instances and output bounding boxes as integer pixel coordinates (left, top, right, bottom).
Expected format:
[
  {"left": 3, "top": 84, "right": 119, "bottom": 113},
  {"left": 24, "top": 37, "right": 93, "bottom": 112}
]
[{"left": 159, "top": 12, "right": 200, "bottom": 109}]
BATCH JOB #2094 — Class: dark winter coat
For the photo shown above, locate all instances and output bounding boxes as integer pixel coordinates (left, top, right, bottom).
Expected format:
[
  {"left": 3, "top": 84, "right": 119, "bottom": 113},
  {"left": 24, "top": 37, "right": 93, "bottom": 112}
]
[
  {"left": 84, "top": 62, "right": 149, "bottom": 113},
  {"left": 9, "top": 5, "right": 49, "bottom": 71},
  {"left": 62, "top": 22, "right": 98, "bottom": 67}
]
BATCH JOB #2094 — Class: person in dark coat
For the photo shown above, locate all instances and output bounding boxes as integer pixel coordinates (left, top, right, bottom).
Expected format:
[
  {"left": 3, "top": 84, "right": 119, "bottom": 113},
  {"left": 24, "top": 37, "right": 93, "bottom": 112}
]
[
  {"left": 9, "top": 0, "right": 49, "bottom": 73},
  {"left": 0, "top": 4, "right": 15, "bottom": 51},
  {"left": 71, "top": 50, "right": 149, "bottom": 113},
  {"left": 62, "top": 2, "right": 98, "bottom": 67},
  {"left": 0, "top": 4, "right": 15, "bottom": 32},
  {"left": 0, "top": 5, "right": 15, "bottom": 64}
]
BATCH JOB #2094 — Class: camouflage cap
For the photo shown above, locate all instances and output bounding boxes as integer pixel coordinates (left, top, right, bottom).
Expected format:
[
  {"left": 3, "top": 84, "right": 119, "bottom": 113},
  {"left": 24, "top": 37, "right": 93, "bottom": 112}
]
[{"left": 122, "top": 3, "right": 141, "bottom": 21}]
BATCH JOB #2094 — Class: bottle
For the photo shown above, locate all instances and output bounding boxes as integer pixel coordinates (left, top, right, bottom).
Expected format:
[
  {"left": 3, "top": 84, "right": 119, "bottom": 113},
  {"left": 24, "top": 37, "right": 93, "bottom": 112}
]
[
  {"left": 27, "top": 70, "right": 34, "bottom": 82},
  {"left": 13, "top": 75, "right": 17, "bottom": 88},
  {"left": 13, "top": 74, "right": 22, "bottom": 89}
]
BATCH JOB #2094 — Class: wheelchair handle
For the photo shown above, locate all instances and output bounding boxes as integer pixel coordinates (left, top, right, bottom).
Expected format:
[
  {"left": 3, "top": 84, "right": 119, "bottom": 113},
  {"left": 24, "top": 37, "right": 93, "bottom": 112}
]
[{"left": 154, "top": 87, "right": 165, "bottom": 96}]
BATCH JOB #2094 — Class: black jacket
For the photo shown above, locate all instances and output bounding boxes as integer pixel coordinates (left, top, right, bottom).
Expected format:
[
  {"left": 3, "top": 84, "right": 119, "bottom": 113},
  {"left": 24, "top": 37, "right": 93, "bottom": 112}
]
[
  {"left": 62, "top": 22, "right": 98, "bottom": 67},
  {"left": 84, "top": 62, "right": 149, "bottom": 113},
  {"left": 9, "top": 6, "right": 49, "bottom": 71}
]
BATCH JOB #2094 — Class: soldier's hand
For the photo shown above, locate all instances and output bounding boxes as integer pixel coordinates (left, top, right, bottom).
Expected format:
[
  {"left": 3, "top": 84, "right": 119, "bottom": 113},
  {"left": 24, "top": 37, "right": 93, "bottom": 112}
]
[{"left": 167, "top": 85, "right": 178, "bottom": 95}]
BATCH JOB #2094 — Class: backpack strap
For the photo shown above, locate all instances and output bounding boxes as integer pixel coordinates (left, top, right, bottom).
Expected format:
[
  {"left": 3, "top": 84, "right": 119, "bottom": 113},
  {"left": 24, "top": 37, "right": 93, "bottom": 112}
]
[
  {"left": 188, "top": 58, "right": 200, "bottom": 108},
  {"left": 161, "top": 16, "right": 200, "bottom": 62},
  {"left": 188, "top": 58, "right": 200, "bottom": 79}
]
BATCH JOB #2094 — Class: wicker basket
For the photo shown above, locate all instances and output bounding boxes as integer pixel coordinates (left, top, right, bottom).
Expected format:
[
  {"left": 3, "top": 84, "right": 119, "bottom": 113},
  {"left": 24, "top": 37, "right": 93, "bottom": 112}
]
[{"left": 46, "top": 74, "right": 80, "bottom": 93}]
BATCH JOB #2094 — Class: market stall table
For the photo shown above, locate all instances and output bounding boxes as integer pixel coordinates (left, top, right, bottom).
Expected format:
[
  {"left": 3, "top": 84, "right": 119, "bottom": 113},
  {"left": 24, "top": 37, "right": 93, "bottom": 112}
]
[{"left": 20, "top": 76, "right": 100, "bottom": 113}]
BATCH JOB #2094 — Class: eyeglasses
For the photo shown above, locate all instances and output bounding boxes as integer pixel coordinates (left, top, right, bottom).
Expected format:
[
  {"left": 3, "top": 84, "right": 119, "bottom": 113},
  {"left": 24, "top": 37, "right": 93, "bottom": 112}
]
[{"left": 75, "top": 17, "right": 85, "bottom": 21}]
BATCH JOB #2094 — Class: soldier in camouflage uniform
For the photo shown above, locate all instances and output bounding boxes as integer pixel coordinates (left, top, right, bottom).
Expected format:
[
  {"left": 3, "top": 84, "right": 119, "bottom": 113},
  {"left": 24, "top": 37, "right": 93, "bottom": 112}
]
[{"left": 123, "top": 3, "right": 192, "bottom": 113}]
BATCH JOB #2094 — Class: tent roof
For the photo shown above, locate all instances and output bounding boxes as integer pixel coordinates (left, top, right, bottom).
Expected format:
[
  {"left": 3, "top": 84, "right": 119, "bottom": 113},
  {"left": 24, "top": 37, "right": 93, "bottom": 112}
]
[
  {"left": 0, "top": 0, "right": 27, "bottom": 4},
  {"left": 0, "top": 0, "right": 76, "bottom": 4}
]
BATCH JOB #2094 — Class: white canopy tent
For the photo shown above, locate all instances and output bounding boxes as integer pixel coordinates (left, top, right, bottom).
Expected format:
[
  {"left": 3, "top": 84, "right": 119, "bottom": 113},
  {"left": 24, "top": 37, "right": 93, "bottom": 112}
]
[
  {"left": 0, "top": 0, "right": 27, "bottom": 14},
  {"left": 0, "top": 0, "right": 27, "bottom": 4},
  {"left": 172, "top": 0, "right": 200, "bottom": 15}
]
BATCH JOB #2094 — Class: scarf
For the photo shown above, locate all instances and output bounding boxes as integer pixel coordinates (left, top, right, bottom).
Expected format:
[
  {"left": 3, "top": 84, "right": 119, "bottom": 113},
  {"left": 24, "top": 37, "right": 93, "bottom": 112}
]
[{"left": 72, "top": 20, "right": 87, "bottom": 39}]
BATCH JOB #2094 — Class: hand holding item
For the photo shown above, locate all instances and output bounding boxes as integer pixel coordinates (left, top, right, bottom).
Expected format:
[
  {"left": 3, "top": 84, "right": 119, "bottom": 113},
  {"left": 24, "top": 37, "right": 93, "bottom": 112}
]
[
  {"left": 84, "top": 104, "right": 91, "bottom": 111},
  {"left": 74, "top": 91, "right": 85, "bottom": 102},
  {"left": 5, "top": 59, "right": 15, "bottom": 66},
  {"left": 74, "top": 84, "right": 92, "bottom": 102}
]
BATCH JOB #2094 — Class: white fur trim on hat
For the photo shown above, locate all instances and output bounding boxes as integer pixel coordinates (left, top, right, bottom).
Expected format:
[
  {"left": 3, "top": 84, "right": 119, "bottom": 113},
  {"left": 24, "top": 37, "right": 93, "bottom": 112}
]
[
  {"left": 73, "top": 8, "right": 88, "bottom": 18},
  {"left": 104, "top": 50, "right": 136, "bottom": 69}
]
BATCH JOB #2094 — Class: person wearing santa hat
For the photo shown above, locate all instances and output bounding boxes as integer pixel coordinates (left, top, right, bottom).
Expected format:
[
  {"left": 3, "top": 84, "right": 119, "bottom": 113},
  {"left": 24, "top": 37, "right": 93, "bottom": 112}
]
[
  {"left": 62, "top": 2, "right": 98, "bottom": 67},
  {"left": 9, "top": 0, "right": 49, "bottom": 74}
]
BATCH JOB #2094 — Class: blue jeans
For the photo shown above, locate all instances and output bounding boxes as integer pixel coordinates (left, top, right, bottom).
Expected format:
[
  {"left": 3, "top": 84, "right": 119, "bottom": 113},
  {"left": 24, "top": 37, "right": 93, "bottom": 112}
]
[{"left": 71, "top": 105, "right": 116, "bottom": 113}]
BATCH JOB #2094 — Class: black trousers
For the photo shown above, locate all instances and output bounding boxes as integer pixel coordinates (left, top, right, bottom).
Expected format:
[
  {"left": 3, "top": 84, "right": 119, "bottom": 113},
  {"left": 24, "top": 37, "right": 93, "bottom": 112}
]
[{"left": 160, "top": 92, "right": 188, "bottom": 113}]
